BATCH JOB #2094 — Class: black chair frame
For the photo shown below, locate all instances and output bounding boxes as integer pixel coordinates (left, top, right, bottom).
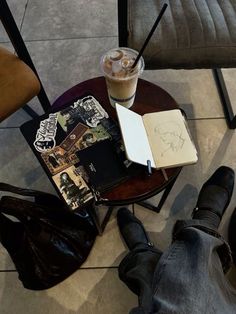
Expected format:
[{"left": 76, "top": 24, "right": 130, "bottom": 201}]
[{"left": 117, "top": 0, "right": 236, "bottom": 129}]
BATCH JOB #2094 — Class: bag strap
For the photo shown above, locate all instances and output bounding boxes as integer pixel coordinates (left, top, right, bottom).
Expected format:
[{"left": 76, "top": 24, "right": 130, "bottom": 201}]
[
  {"left": 0, "top": 182, "right": 65, "bottom": 208},
  {"left": 0, "top": 182, "right": 54, "bottom": 198},
  {"left": 0, "top": 183, "right": 65, "bottom": 220},
  {"left": 0, "top": 196, "right": 31, "bottom": 220}
]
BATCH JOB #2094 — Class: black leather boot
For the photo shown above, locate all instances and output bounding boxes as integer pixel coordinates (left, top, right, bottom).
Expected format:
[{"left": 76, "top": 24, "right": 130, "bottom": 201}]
[
  {"left": 192, "top": 166, "right": 234, "bottom": 229},
  {"left": 117, "top": 208, "right": 153, "bottom": 250}
]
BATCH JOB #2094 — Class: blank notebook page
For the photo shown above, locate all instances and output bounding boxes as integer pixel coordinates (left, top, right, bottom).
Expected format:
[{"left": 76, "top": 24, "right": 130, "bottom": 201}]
[{"left": 115, "top": 104, "right": 155, "bottom": 167}]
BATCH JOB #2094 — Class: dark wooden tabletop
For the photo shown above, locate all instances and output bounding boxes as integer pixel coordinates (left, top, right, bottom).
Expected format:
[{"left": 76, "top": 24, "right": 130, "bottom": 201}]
[{"left": 52, "top": 76, "right": 181, "bottom": 206}]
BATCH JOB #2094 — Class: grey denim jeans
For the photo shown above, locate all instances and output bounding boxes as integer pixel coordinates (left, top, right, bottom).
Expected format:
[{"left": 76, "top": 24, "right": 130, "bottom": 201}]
[{"left": 119, "top": 220, "right": 236, "bottom": 314}]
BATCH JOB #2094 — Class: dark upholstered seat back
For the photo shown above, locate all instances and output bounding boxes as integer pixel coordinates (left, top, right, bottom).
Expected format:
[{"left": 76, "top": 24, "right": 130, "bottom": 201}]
[{"left": 126, "top": 0, "right": 236, "bottom": 69}]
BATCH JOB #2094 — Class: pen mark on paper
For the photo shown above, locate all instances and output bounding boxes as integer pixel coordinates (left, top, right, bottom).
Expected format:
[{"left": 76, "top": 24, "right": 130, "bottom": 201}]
[{"left": 154, "top": 121, "right": 185, "bottom": 156}]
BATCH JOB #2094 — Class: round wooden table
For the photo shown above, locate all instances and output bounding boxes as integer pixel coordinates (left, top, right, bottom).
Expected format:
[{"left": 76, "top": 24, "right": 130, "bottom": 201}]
[{"left": 52, "top": 76, "right": 181, "bottom": 209}]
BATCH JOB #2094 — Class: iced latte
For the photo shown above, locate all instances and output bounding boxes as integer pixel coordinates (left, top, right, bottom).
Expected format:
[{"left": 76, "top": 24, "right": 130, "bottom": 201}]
[{"left": 101, "top": 48, "right": 144, "bottom": 108}]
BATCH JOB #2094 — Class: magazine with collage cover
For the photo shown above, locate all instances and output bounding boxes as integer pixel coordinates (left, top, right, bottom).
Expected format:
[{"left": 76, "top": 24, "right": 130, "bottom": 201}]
[{"left": 20, "top": 95, "right": 137, "bottom": 211}]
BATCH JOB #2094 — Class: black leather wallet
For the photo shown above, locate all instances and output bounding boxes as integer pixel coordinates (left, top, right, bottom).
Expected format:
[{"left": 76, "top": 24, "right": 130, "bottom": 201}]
[{"left": 76, "top": 140, "right": 129, "bottom": 192}]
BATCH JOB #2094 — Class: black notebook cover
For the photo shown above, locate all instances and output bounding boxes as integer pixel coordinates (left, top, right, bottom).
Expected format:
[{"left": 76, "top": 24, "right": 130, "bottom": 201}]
[{"left": 76, "top": 140, "right": 129, "bottom": 192}]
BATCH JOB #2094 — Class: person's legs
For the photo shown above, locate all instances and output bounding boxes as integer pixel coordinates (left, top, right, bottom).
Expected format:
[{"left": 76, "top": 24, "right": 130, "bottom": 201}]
[
  {"left": 150, "top": 222, "right": 236, "bottom": 314},
  {"left": 119, "top": 243, "right": 162, "bottom": 314},
  {"left": 118, "top": 167, "right": 236, "bottom": 314},
  {"left": 117, "top": 208, "right": 162, "bottom": 314}
]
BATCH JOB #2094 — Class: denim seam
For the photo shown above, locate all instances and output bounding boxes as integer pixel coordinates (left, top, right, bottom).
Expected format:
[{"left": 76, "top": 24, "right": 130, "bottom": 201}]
[{"left": 152, "top": 242, "right": 183, "bottom": 296}]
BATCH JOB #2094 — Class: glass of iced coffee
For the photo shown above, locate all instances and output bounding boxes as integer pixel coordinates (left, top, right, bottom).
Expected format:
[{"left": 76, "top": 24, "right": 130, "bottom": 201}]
[{"left": 100, "top": 47, "right": 144, "bottom": 108}]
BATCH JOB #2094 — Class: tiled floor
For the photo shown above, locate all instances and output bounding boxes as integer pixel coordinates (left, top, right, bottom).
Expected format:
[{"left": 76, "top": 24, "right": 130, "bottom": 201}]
[{"left": 1, "top": 0, "right": 236, "bottom": 313}]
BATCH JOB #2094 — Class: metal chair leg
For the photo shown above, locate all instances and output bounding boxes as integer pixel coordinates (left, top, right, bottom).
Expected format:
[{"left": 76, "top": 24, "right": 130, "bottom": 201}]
[
  {"left": 137, "top": 170, "right": 181, "bottom": 213},
  {"left": 118, "top": 0, "right": 128, "bottom": 47},
  {"left": 88, "top": 205, "right": 114, "bottom": 235},
  {"left": 100, "top": 206, "right": 114, "bottom": 233},
  {"left": 213, "top": 69, "right": 236, "bottom": 129},
  {"left": 23, "top": 105, "right": 39, "bottom": 119}
]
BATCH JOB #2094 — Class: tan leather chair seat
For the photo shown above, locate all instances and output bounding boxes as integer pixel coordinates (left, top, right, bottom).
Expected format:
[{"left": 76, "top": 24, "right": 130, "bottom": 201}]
[{"left": 0, "top": 46, "right": 40, "bottom": 121}]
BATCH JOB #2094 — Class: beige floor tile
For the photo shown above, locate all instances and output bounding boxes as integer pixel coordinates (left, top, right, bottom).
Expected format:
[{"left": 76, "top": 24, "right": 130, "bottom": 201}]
[
  {"left": 83, "top": 206, "right": 132, "bottom": 268},
  {"left": 0, "top": 268, "right": 137, "bottom": 314},
  {"left": 142, "top": 69, "right": 224, "bottom": 119},
  {"left": 0, "top": 250, "right": 15, "bottom": 270},
  {"left": 24, "top": 37, "right": 118, "bottom": 115},
  {"left": 134, "top": 118, "right": 236, "bottom": 252},
  {"left": 21, "top": 0, "right": 117, "bottom": 40}
]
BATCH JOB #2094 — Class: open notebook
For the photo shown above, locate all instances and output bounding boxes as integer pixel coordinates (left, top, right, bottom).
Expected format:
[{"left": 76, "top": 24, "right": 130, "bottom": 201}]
[{"left": 115, "top": 104, "right": 198, "bottom": 169}]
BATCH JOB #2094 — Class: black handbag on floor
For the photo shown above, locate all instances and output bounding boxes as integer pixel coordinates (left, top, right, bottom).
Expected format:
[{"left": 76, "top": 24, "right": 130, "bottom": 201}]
[{"left": 0, "top": 183, "right": 97, "bottom": 290}]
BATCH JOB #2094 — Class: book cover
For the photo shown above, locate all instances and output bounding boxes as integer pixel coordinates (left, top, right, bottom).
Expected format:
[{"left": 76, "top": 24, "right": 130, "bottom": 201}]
[{"left": 20, "top": 95, "right": 125, "bottom": 210}]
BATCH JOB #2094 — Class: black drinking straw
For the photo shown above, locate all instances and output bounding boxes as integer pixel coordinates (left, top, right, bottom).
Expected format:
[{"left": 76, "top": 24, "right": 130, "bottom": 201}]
[{"left": 131, "top": 3, "right": 168, "bottom": 69}]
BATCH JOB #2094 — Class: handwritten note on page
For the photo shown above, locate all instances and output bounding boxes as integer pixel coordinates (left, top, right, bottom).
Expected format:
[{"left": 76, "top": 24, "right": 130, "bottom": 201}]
[{"left": 143, "top": 110, "right": 198, "bottom": 168}]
